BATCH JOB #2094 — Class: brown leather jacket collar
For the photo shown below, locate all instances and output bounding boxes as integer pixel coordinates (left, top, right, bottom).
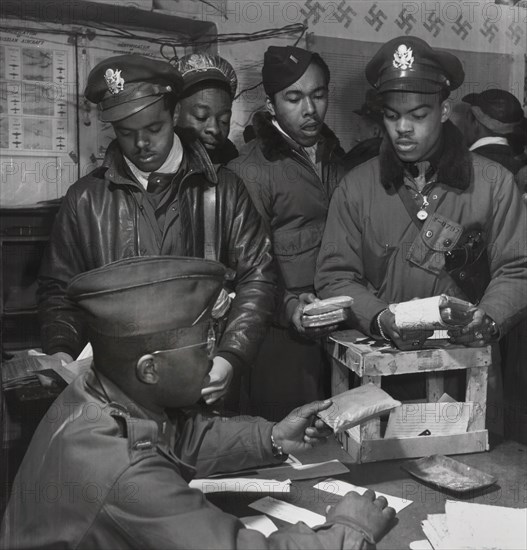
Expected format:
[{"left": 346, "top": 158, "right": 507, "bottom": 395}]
[{"left": 102, "top": 131, "right": 219, "bottom": 188}]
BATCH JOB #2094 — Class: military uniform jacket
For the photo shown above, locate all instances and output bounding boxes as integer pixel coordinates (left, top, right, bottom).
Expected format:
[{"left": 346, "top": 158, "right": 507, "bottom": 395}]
[
  {"left": 315, "top": 122, "right": 527, "bottom": 336},
  {"left": 228, "top": 111, "right": 344, "bottom": 324},
  {"left": 37, "top": 134, "right": 277, "bottom": 371},
  {"left": 1, "top": 370, "right": 369, "bottom": 549}
]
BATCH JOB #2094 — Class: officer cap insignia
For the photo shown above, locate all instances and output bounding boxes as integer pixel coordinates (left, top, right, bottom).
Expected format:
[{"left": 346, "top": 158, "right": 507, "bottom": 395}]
[
  {"left": 104, "top": 68, "right": 125, "bottom": 95},
  {"left": 393, "top": 45, "right": 414, "bottom": 70}
]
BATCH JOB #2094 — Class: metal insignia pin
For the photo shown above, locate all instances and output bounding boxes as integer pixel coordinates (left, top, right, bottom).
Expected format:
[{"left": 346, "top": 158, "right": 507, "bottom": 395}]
[
  {"left": 104, "top": 68, "right": 125, "bottom": 95},
  {"left": 393, "top": 45, "right": 414, "bottom": 70},
  {"left": 417, "top": 210, "right": 428, "bottom": 221}
]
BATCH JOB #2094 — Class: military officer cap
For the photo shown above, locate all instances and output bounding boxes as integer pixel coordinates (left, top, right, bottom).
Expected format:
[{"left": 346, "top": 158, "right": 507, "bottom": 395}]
[
  {"left": 262, "top": 45, "right": 330, "bottom": 96},
  {"left": 67, "top": 256, "right": 226, "bottom": 340},
  {"left": 84, "top": 54, "right": 184, "bottom": 122},
  {"left": 463, "top": 89, "right": 525, "bottom": 135},
  {"left": 366, "top": 36, "right": 464, "bottom": 94},
  {"left": 177, "top": 53, "right": 238, "bottom": 99}
]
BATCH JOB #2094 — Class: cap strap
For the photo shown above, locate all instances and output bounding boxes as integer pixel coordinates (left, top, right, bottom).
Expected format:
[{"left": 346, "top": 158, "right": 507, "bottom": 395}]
[
  {"left": 471, "top": 106, "right": 521, "bottom": 135},
  {"left": 378, "top": 63, "right": 449, "bottom": 88},
  {"left": 99, "top": 82, "right": 172, "bottom": 112}
]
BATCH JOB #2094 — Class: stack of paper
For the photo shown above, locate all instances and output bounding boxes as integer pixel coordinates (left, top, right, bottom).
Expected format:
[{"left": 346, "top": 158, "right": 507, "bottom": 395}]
[
  {"left": 314, "top": 478, "right": 412, "bottom": 513},
  {"left": 421, "top": 500, "right": 527, "bottom": 549},
  {"left": 189, "top": 478, "right": 291, "bottom": 495}
]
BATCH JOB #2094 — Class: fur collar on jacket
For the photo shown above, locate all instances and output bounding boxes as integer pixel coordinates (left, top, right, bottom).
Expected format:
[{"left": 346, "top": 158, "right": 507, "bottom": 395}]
[
  {"left": 251, "top": 110, "right": 343, "bottom": 163},
  {"left": 379, "top": 120, "right": 473, "bottom": 191}
]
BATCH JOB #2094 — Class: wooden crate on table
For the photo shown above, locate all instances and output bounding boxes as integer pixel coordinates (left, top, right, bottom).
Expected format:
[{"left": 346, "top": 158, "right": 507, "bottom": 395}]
[{"left": 325, "top": 330, "right": 491, "bottom": 463}]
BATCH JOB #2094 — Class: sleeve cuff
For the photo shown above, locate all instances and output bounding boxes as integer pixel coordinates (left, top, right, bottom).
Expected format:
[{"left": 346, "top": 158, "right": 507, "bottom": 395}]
[{"left": 216, "top": 350, "right": 245, "bottom": 373}]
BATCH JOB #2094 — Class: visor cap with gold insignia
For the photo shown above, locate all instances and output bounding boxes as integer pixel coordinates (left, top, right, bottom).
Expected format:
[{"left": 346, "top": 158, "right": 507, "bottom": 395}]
[
  {"left": 262, "top": 45, "right": 330, "bottom": 96},
  {"left": 177, "top": 53, "right": 238, "bottom": 99},
  {"left": 67, "top": 256, "right": 226, "bottom": 340},
  {"left": 84, "top": 54, "right": 184, "bottom": 122},
  {"left": 366, "top": 36, "right": 464, "bottom": 94}
]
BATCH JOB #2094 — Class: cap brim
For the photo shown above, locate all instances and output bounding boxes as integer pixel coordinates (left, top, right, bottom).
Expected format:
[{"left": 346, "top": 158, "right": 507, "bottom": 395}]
[
  {"left": 99, "top": 95, "right": 164, "bottom": 123},
  {"left": 378, "top": 78, "right": 443, "bottom": 94},
  {"left": 462, "top": 93, "right": 479, "bottom": 105}
]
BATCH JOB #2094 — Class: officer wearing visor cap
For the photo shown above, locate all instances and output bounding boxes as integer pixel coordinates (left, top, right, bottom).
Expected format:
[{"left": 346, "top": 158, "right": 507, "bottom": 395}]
[
  {"left": 316, "top": 37, "right": 527, "bottom": 428},
  {"left": 38, "top": 54, "right": 277, "bottom": 407},
  {"left": 5, "top": 256, "right": 396, "bottom": 549}
]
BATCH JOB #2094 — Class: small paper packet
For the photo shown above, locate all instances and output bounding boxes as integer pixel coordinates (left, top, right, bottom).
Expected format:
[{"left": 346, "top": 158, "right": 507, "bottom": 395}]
[{"left": 318, "top": 383, "right": 401, "bottom": 433}]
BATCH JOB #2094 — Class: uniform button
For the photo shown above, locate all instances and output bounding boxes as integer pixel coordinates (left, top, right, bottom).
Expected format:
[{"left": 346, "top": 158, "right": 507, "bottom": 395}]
[
  {"left": 432, "top": 194, "right": 438, "bottom": 200},
  {"left": 459, "top": 271, "right": 466, "bottom": 280},
  {"left": 425, "top": 230, "right": 433, "bottom": 238},
  {"left": 443, "top": 238, "right": 452, "bottom": 247}
]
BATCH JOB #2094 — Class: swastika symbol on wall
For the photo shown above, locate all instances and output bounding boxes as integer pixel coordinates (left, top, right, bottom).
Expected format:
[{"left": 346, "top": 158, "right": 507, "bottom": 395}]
[
  {"left": 394, "top": 7, "right": 417, "bottom": 35},
  {"left": 300, "top": 0, "right": 325, "bottom": 25},
  {"left": 423, "top": 12, "right": 445, "bottom": 38},
  {"left": 506, "top": 23, "right": 524, "bottom": 45},
  {"left": 451, "top": 15, "right": 472, "bottom": 40},
  {"left": 331, "top": 0, "right": 357, "bottom": 28},
  {"left": 480, "top": 19, "right": 499, "bottom": 43},
  {"left": 364, "top": 3, "right": 388, "bottom": 32}
]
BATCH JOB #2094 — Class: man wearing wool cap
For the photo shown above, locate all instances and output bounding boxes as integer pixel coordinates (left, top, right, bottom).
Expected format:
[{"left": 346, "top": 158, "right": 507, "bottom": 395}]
[
  {"left": 3, "top": 256, "right": 396, "bottom": 549},
  {"left": 37, "top": 54, "right": 277, "bottom": 408},
  {"left": 228, "top": 45, "right": 345, "bottom": 420}
]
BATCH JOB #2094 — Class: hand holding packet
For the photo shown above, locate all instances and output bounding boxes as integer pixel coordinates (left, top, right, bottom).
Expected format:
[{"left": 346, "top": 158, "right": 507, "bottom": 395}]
[
  {"left": 317, "top": 383, "right": 401, "bottom": 433},
  {"left": 301, "top": 296, "right": 353, "bottom": 329},
  {"left": 393, "top": 295, "right": 474, "bottom": 331}
]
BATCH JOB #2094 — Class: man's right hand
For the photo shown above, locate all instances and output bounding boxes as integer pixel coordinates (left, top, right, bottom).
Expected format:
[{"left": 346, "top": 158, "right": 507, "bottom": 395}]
[
  {"left": 291, "top": 293, "right": 339, "bottom": 340},
  {"left": 51, "top": 352, "right": 74, "bottom": 365},
  {"left": 326, "top": 489, "right": 396, "bottom": 544},
  {"left": 378, "top": 309, "right": 433, "bottom": 351}
]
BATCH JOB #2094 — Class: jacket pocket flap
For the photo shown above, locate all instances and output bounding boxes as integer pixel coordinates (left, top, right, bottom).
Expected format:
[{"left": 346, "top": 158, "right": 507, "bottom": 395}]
[
  {"left": 418, "top": 213, "right": 463, "bottom": 252},
  {"left": 273, "top": 223, "right": 325, "bottom": 257}
]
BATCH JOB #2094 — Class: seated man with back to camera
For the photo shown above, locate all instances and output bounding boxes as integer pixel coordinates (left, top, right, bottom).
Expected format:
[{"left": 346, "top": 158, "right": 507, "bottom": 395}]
[{"left": 2, "top": 255, "right": 396, "bottom": 549}]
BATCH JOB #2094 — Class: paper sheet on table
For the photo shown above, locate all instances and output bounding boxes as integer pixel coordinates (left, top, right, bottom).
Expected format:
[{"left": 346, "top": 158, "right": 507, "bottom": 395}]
[
  {"left": 249, "top": 496, "right": 325, "bottom": 528},
  {"left": 445, "top": 500, "right": 527, "bottom": 550},
  {"left": 422, "top": 515, "right": 450, "bottom": 550},
  {"left": 240, "top": 515, "right": 278, "bottom": 536},
  {"left": 385, "top": 402, "right": 472, "bottom": 439},
  {"left": 313, "top": 478, "right": 412, "bottom": 513},
  {"left": 189, "top": 478, "right": 290, "bottom": 494},
  {"left": 409, "top": 540, "right": 434, "bottom": 550},
  {"left": 209, "top": 458, "right": 349, "bottom": 482}
]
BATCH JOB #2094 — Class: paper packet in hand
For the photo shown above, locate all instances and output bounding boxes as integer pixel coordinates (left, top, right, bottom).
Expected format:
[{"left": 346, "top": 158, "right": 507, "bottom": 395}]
[
  {"left": 394, "top": 295, "right": 474, "bottom": 331},
  {"left": 318, "top": 383, "right": 401, "bottom": 433},
  {"left": 301, "top": 296, "right": 353, "bottom": 328}
]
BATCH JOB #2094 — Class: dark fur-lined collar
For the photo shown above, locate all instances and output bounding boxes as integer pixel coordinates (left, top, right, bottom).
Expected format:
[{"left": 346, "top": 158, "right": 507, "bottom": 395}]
[
  {"left": 252, "top": 110, "right": 343, "bottom": 163},
  {"left": 380, "top": 120, "right": 473, "bottom": 190}
]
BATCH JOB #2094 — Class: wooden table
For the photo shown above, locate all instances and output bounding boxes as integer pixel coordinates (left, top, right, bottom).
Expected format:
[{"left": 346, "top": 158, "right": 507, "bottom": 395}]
[{"left": 208, "top": 437, "right": 527, "bottom": 549}]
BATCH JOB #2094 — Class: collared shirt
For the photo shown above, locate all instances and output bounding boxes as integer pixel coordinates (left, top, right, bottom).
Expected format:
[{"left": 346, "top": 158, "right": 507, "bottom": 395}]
[
  {"left": 124, "top": 134, "right": 184, "bottom": 189},
  {"left": 272, "top": 118, "right": 321, "bottom": 177},
  {"left": 469, "top": 136, "right": 509, "bottom": 151}
]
